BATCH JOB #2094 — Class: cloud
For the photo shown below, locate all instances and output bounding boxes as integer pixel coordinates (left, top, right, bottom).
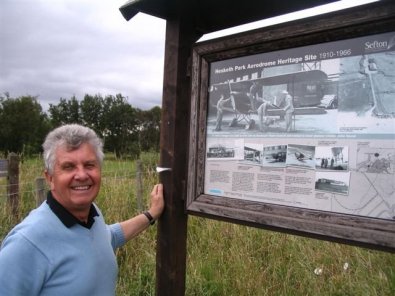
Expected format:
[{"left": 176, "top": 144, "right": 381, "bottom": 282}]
[{"left": 0, "top": 0, "right": 166, "bottom": 111}]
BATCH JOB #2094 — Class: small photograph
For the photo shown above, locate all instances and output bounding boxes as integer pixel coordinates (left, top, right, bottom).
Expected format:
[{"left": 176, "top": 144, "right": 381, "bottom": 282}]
[
  {"left": 262, "top": 145, "right": 287, "bottom": 167},
  {"left": 244, "top": 145, "right": 262, "bottom": 164},
  {"left": 286, "top": 144, "right": 316, "bottom": 169},
  {"left": 315, "top": 146, "right": 349, "bottom": 171},
  {"left": 207, "top": 144, "right": 235, "bottom": 159},
  {"left": 356, "top": 147, "right": 394, "bottom": 174},
  {"left": 206, "top": 138, "right": 244, "bottom": 160},
  {"left": 315, "top": 171, "right": 350, "bottom": 195}
]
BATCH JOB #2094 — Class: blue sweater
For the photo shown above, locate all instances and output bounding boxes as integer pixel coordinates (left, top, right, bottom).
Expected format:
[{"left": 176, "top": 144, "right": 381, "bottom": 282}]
[{"left": 0, "top": 202, "right": 126, "bottom": 296}]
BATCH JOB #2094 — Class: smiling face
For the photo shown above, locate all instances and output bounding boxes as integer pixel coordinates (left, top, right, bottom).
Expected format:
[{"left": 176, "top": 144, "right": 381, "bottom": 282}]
[{"left": 45, "top": 142, "right": 101, "bottom": 221}]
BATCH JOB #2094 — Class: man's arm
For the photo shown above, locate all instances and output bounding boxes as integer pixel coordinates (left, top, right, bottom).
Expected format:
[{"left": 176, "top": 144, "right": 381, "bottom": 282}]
[{"left": 120, "top": 183, "right": 164, "bottom": 242}]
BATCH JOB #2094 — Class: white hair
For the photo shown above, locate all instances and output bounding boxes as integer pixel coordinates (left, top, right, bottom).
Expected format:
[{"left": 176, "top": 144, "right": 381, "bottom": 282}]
[{"left": 43, "top": 124, "right": 104, "bottom": 175}]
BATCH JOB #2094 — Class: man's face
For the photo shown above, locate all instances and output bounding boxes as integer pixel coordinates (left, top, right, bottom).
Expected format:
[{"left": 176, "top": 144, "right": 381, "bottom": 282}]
[{"left": 45, "top": 142, "right": 101, "bottom": 217}]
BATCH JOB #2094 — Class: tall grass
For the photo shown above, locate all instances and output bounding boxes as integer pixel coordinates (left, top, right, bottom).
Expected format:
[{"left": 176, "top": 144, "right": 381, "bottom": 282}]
[{"left": 0, "top": 154, "right": 394, "bottom": 295}]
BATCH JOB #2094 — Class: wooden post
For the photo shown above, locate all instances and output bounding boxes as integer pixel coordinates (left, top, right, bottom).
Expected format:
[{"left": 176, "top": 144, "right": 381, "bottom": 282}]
[
  {"left": 35, "top": 177, "right": 46, "bottom": 206},
  {"left": 136, "top": 160, "right": 143, "bottom": 211},
  {"left": 7, "top": 153, "right": 19, "bottom": 216},
  {"left": 156, "top": 16, "right": 202, "bottom": 296}
]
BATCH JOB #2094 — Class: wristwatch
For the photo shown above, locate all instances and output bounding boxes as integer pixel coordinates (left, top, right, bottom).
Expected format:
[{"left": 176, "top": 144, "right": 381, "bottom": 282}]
[{"left": 143, "top": 211, "right": 155, "bottom": 225}]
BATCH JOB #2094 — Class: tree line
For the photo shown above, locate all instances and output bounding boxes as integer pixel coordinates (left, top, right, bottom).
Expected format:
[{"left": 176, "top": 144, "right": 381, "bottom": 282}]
[{"left": 0, "top": 93, "right": 161, "bottom": 158}]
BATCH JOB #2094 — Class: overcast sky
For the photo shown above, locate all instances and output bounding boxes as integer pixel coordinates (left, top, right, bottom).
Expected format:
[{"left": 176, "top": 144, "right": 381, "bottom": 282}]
[
  {"left": 0, "top": 0, "right": 166, "bottom": 111},
  {"left": 0, "top": 0, "right": 376, "bottom": 111}
]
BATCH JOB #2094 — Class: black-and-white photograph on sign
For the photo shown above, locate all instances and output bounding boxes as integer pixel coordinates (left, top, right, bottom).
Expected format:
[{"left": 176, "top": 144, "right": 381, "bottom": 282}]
[
  {"left": 315, "top": 171, "right": 350, "bottom": 195},
  {"left": 315, "top": 146, "right": 349, "bottom": 171},
  {"left": 207, "top": 32, "right": 395, "bottom": 137}
]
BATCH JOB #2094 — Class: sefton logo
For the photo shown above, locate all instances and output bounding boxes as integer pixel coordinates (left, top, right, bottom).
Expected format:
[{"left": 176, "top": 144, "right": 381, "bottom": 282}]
[
  {"left": 364, "top": 40, "right": 388, "bottom": 52},
  {"left": 388, "top": 35, "right": 395, "bottom": 50}
]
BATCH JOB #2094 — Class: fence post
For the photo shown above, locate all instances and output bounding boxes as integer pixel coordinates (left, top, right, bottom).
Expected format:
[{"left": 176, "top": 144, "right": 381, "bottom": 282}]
[
  {"left": 136, "top": 160, "right": 143, "bottom": 212},
  {"left": 7, "top": 153, "right": 19, "bottom": 217},
  {"left": 35, "top": 177, "right": 46, "bottom": 206}
]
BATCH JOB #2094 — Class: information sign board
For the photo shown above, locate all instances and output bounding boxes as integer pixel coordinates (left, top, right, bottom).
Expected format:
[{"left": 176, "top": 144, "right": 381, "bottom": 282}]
[{"left": 187, "top": 3, "right": 395, "bottom": 252}]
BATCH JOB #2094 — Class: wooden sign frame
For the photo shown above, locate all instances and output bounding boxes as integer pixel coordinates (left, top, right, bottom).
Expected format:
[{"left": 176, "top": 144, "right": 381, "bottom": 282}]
[{"left": 187, "top": 2, "right": 395, "bottom": 252}]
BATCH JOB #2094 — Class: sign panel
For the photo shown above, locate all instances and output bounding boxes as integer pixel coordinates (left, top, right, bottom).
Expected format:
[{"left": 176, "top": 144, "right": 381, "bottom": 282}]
[
  {"left": 187, "top": 3, "right": 395, "bottom": 252},
  {"left": 205, "top": 31, "right": 395, "bottom": 221}
]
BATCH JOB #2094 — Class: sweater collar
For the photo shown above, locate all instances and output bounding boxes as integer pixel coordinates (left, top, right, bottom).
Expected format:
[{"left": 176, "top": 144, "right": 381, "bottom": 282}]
[{"left": 46, "top": 191, "right": 99, "bottom": 229}]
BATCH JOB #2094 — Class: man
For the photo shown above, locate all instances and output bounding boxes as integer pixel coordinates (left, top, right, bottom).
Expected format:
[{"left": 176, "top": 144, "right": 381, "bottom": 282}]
[
  {"left": 214, "top": 93, "right": 232, "bottom": 131},
  {"left": 282, "top": 90, "right": 294, "bottom": 132},
  {"left": 248, "top": 81, "right": 260, "bottom": 112},
  {"left": 0, "top": 124, "right": 164, "bottom": 295},
  {"left": 257, "top": 99, "right": 273, "bottom": 132}
]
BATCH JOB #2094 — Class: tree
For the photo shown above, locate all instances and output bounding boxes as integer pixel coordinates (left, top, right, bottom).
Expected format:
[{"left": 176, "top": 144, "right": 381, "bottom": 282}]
[
  {"left": 138, "top": 106, "right": 161, "bottom": 152},
  {"left": 80, "top": 94, "right": 105, "bottom": 137},
  {"left": 0, "top": 95, "right": 50, "bottom": 155},
  {"left": 48, "top": 96, "right": 81, "bottom": 126},
  {"left": 102, "top": 94, "right": 140, "bottom": 158}
]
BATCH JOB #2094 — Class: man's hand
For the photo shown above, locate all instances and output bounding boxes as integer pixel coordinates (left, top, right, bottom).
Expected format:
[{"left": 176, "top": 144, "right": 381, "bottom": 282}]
[{"left": 148, "top": 184, "right": 164, "bottom": 220}]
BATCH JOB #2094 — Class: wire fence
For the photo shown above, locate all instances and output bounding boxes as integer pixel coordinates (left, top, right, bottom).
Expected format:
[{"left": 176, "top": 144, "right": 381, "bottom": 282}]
[
  {"left": 0, "top": 157, "right": 158, "bottom": 221},
  {"left": 0, "top": 170, "right": 152, "bottom": 199}
]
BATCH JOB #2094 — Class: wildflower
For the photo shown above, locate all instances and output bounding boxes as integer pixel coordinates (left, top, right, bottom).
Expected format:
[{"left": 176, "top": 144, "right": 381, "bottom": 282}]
[{"left": 314, "top": 267, "right": 323, "bottom": 275}]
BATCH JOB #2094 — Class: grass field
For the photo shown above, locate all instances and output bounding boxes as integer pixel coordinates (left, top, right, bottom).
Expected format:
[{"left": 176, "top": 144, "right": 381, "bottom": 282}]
[{"left": 1, "top": 154, "right": 394, "bottom": 295}]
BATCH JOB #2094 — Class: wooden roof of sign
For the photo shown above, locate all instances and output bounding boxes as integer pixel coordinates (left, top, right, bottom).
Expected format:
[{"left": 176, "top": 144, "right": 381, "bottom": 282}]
[{"left": 119, "top": 0, "right": 338, "bottom": 33}]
